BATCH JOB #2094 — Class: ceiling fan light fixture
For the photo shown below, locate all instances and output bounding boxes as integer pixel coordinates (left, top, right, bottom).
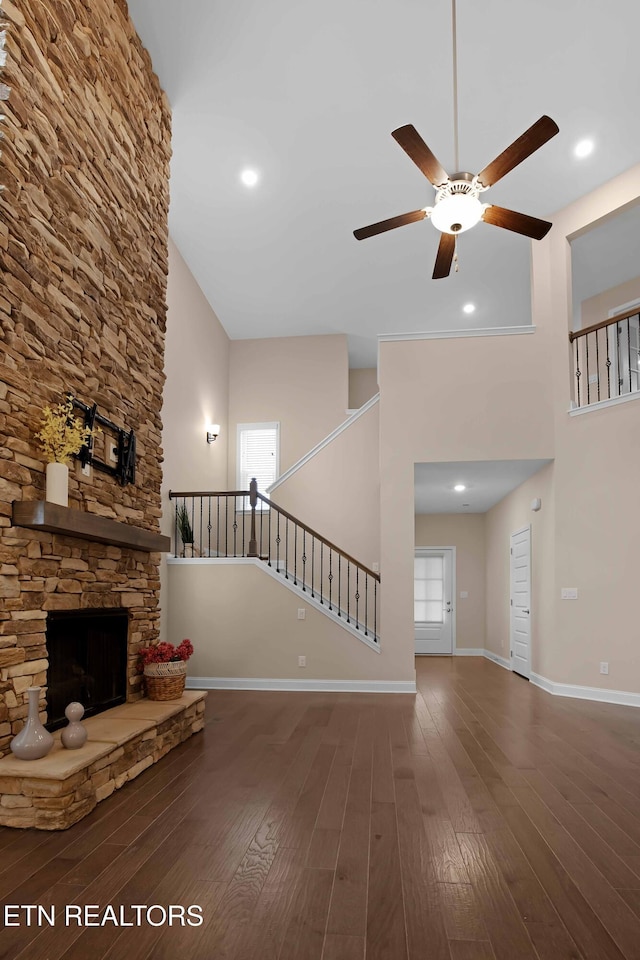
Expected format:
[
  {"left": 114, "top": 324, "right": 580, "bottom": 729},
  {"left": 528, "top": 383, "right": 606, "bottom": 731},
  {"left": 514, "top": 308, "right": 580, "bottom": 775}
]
[{"left": 430, "top": 192, "right": 483, "bottom": 235}]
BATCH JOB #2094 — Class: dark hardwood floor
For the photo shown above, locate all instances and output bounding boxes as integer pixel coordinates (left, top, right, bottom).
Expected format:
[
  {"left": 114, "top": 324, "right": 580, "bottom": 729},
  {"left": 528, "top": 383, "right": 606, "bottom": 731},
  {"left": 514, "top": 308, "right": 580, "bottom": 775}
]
[{"left": 2, "top": 657, "right": 640, "bottom": 959}]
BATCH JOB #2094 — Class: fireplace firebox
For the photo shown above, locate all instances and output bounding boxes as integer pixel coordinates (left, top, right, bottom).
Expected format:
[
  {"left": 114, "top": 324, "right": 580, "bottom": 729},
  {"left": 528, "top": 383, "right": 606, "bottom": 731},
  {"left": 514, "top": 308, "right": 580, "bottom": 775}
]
[{"left": 46, "top": 609, "right": 129, "bottom": 731}]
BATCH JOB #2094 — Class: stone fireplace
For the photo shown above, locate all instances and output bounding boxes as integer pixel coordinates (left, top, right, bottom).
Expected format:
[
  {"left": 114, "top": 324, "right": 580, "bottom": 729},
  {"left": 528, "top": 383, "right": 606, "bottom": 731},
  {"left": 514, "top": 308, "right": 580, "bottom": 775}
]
[{"left": 0, "top": 0, "right": 172, "bottom": 765}]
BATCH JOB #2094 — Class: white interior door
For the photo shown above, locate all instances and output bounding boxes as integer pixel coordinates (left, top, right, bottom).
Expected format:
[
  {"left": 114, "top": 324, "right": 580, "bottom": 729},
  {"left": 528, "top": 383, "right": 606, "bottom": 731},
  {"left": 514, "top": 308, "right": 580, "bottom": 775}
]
[
  {"left": 510, "top": 526, "right": 531, "bottom": 678},
  {"left": 414, "top": 548, "right": 455, "bottom": 654}
]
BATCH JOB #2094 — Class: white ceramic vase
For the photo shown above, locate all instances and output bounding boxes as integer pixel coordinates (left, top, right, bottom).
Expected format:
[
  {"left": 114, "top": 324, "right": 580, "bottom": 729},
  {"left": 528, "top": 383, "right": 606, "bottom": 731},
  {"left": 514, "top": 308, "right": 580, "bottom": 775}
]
[
  {"left": 10, "top": 686, "right": 54, "bottom": 761},
  {"left": 45, "top": 461, "right": 69, "bottom": 506}
]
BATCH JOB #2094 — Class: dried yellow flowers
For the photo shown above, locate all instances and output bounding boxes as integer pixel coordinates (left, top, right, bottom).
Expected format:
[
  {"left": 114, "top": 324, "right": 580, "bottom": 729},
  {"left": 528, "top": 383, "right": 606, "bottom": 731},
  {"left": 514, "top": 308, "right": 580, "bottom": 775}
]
[{"left": 36, "top": 396, "right": 93, "bottom": 465}]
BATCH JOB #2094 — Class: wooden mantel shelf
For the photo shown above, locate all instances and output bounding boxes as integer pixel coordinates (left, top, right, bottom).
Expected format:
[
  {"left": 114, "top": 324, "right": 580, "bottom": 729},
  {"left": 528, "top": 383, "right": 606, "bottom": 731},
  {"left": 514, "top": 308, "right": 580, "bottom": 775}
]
[{"left": 12, "top": 501, "right": 171, "bottom": 553}]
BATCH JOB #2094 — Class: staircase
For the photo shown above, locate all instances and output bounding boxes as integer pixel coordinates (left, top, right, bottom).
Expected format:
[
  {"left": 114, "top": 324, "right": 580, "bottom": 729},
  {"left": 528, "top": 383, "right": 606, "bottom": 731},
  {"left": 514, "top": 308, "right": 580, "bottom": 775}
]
[{"left": 168, "top": 480, "right": 380, "bottom": 645}]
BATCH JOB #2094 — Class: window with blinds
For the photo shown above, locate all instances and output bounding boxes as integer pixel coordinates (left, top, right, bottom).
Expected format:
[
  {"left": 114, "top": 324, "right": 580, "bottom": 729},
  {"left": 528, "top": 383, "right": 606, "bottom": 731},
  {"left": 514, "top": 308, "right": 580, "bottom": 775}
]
[
  {"left": 237, "top": 422, "right": 280, "bottom": 504},
  {"left": 414, "top": 554, "right": 444, "bottom": 623}
]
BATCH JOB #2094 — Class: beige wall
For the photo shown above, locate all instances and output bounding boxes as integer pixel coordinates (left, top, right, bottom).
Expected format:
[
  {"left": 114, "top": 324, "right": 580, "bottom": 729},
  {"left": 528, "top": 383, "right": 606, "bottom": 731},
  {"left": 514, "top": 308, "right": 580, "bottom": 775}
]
[
  {"left": 484, "top": 463, "right": 555, "bottom": 672},
  {"left": 228, "top": 334, "right": 349, "bottom": 485},
  {"left": 539, "top": 162, "right": 640, "bottom": 692},
  {"left": 378, "top": 332, "right": 555, "bottom": 685},
  {"left": 579, "top": 276, "right": 640, "bottom": 329},
  {"left": 160, "top": 238, "right": 231, "bottom": 636},
  {"left": 167, "top": 561, "right": 407, "bottom": 683},
  {"left": 349, "top": 368, "right": 379, "bottom": 409},
  {"left": 415, "top": 514, "right": 486, "bottom": 651},
  {"left": 273, "top": 401, "right": 380, "bottom": 569}
]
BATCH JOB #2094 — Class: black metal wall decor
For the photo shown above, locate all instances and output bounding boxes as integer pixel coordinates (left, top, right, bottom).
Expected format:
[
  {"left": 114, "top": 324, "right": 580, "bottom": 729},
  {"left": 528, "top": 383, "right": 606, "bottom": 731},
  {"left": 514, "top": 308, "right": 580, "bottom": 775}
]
[{"left": 70, "top": 395, "right": 136, "bottom": 486}]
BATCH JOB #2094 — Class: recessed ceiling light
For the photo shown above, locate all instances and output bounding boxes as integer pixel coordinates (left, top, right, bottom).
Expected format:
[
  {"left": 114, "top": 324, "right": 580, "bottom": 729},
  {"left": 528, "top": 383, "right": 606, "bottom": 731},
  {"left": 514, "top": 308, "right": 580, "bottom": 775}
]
[
  {"left": 454, "top": 483, "right": 466, "bottom": 492},
  {"left": 574, "top": 139, "right": 594, "bottom": 159},
  {"left": 463, "top": 303, "right": 476, "bottom": 314},
  {"left": 240, "top": 168, "right": 259, "bottom": 187}
]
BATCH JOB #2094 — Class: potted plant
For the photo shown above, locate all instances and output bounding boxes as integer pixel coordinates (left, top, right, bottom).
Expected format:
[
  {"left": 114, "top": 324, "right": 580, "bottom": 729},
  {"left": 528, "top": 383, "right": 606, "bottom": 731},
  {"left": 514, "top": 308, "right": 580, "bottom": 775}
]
[
  {"left": 176, "top": 502, "right": 195, "bottom": 556},
  {"left": 138, "top": 639, "right": 194, "bottom": 701},
  {"left": 36, "top": 396, "right": 93, "bottom": 506}
]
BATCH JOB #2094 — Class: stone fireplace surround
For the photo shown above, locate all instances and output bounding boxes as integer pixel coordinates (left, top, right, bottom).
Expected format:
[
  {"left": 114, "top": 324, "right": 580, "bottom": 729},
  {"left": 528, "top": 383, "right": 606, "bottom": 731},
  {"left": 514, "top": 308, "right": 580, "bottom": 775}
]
[
  {"left": 0, "top": 0, "right": 178, "bottom": 828},
  {"left": 0, "top": 508, "right": 206, "bottom": 830}
]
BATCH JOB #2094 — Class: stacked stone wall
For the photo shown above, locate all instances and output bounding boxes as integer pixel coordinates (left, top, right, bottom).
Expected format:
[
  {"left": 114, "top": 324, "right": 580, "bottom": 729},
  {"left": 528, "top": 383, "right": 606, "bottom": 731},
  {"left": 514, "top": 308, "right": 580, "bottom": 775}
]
[{"left": 0, "top": 0, "right": 171, "bottom": 755}]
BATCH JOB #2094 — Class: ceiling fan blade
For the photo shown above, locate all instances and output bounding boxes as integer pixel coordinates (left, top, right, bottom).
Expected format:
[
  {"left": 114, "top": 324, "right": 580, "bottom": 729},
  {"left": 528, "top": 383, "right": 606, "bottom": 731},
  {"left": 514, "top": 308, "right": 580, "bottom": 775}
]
[
  {"left": 482, "top": 204, "right": 552, "bottom": 240},
  {"left": 353, "top": 209, "right": 427, "bottom": 241},
  {"left": 391, "top": 124, "right": 449, "bottom": 187},
  {"left": 476, "top": 115, "right": 559, "bottom": 188},
  {"left": 432, "top": 232, "right": 456, "bottom": 279}
]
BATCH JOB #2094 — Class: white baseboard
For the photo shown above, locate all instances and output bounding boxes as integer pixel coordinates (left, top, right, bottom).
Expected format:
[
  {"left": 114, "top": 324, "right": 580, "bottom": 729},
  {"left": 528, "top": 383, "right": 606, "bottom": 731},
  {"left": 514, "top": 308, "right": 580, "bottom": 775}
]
[
  {"left": 186, "top": 677, "right": 416, "bottom": 694},
  {"left": 454, "top": 648, "right": 485, "bottom": 657},
  {"left": 530, "top": 673, "right": 640, "bottom": 708},
  {"left": 482, "top": 649, "right": 511, "bottom": 670}
]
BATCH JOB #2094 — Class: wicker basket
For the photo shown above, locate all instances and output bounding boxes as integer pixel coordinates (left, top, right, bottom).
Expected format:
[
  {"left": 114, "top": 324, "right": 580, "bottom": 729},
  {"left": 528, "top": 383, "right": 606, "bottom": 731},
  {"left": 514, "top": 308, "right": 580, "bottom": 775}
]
[{"left": 144, "top": 660, "right": 187, "bottom": 701}]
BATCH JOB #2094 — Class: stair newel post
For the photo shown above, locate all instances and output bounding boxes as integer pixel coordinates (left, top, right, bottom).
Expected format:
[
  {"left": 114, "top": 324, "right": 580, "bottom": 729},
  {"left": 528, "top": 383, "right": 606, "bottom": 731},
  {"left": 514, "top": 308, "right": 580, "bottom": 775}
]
[{"left": 248, "top": 478, "right": 258, "bottom": 557}]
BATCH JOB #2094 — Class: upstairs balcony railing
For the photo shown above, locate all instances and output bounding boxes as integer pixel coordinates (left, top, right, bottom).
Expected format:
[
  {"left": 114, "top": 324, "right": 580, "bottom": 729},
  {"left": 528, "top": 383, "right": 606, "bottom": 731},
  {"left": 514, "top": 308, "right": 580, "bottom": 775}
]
[
  {"left": 168, "top": 480, "right": 380, "bottom": 643},
  {"left": 570, "top": 306, "right": 640, "bottom": 408}
]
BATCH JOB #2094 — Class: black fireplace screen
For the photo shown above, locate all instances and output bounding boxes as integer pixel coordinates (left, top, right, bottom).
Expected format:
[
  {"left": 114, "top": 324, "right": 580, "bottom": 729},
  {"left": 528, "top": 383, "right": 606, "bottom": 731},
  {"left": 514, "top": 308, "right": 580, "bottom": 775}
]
[{"left": 46, "top": 609, "right": 129, "bottom": 731}]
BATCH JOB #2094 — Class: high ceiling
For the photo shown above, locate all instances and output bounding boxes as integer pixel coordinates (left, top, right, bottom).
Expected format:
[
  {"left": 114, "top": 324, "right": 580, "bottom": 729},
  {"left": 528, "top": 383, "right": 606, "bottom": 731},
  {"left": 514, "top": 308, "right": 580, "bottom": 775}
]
[{"left": 128, "top": 0, "right": 640, "bottom": 367}]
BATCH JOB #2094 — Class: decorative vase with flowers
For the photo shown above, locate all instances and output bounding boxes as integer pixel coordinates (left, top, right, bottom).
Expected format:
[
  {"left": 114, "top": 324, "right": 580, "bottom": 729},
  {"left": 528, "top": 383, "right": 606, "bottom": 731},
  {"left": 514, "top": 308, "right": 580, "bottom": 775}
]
[
  {"left": 138, "top": 639, "right": 194, "bottom": 701},
  {"left": 36, "top": 396, "right": 93, "bottom": 506}
]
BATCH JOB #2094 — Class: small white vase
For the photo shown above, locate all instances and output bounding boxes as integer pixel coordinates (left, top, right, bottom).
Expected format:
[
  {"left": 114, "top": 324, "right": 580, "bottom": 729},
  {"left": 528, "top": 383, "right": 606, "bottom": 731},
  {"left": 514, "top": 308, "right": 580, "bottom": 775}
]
[
  {"left": 45, "top": 462, "right": 69, "bottom": 506},
  {"left": 10, "top": 687, "right": 54, "bottom": 761}
]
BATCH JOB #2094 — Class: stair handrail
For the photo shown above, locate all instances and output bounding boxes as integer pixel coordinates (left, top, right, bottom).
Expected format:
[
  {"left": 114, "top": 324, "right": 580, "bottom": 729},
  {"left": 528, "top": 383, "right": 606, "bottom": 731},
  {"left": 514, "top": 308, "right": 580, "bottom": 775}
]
[
  {"left": 568, "top": 305, "right": 640, "bottom": 342},
  {"left": 253, "top": 482, "right": 380, "bottom": 581}
]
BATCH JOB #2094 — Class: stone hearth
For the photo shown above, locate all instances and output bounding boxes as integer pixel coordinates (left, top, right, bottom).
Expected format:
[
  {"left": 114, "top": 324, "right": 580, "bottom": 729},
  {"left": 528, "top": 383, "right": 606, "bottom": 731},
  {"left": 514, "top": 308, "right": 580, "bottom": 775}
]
[{"left": 0, "top": 691, "right": 206, "bottom": 830}]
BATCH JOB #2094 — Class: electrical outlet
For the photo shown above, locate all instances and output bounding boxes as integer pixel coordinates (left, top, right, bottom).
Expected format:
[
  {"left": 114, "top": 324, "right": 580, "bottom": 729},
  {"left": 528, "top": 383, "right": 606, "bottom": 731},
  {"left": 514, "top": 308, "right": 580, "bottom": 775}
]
[
  {"left": 600, "top": 661, "right": 609, "bottom": 675},
  {"left": 372, "top": 562, "right": 379, "bottom": 573},
  {"left": 81, "top": 462, "right": 91, "bottom": 478},
  {"left": 561, "top": 587, "right": 578, "bottom": 600},
  {"left": 460, "top": 590, "right": 468, "bottom": 599},
  {"left": 297, "top": 608, "right": 306, "bottom": 620},
  {"left": 298, "top": 655, "right": 306, "bottom": 668},
  {"left": 108, "top": 443, "right": 118, "bottom": 464}
]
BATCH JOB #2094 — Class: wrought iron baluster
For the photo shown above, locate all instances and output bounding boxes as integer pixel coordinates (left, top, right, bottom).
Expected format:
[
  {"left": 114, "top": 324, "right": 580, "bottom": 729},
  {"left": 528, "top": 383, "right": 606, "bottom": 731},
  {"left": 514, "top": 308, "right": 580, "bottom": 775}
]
[
  {"left": 268, "top": 505, "right": 272, "bottom": 567},
  {"left": 595, "top": 329, "right": 601, "bottom": 402},
  {"left": 242, "top": 498, "right": 246, "bottom": 555},
  {"left": 294, "top": 524, "right": 297, "bottom": 585},
  {"left": 216, "top": 496, "right": 220, "bottom": 556},
  {"left": 285, "top": 518, "right": 289, "bottom": 579},
  {"left": 628, "top": 317, "right": 632, "bottom": 394},
  {"left": 575, "top": 339, "right": 581, "bottom": 407},
  {"left": 260, "top": 507, "right": 264, "bottom": 559},
  {"left": 347, "top": 563, "right": 350, "bottom": 623},
  {"left": 617, "top": 322, "right": 622, "bottom": 395},
  {"left": 337, "top": 555, "right": 341, "bottom": 617},
  {"left": 320, "top": 542, "right": 324, "bottom": 605},
  {"left": 302, "top": 530, "right": 306, "bottom": 592},
  {"left": 276, "top": 512, "right": 281, "bottom": 573},
  {"left": 374, "top": 580, "right": 377, "bottom": 642},
  {"left": 225, "top": 496, "right": 229, "bottom": 557},
  {"left": 207, "top": 496, "right": 212, "bottom": 557},
  {"left": 355, "top": 567, "right": 360, "bottom": 630},
  {"left": 174, "top": 503, "right": 178, "bottom": 557},
  {"left": 328, "top": 548, "right": 333, "bottom": 610},
  {"left": 606, "top": 330, "right": 611, "bottom": 398},
  {"left": 311, "top": 535, "right": 315, "bottom": 597},
  {"left": 365, "top": 574, "right": 368, "bottom": 636},
  {"left": 586, "top": 334, "right": 590, "bottom": 405},
  {"left": 233, "top": 497, "right": 238, "bottom": 556},
  {"left": 190, "top": 498, "right": 195, "bottom": 558}
]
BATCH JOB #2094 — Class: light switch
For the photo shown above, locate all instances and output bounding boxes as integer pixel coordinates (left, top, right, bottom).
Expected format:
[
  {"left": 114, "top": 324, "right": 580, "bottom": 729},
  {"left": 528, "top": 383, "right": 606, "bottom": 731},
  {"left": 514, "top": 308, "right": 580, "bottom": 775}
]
[
  {"left": 561, "top": 587, "right": 578, "bottom": 600},
  {"left": 459, "top": 591, "right": 469, "bottom": 599}
]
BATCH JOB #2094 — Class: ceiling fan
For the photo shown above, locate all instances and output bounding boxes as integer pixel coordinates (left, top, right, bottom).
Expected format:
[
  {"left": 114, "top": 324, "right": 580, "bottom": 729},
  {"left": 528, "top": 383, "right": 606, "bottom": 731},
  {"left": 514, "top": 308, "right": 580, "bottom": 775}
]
[{"left": 353, "top": 3, "right": 559, "bottom": 279}]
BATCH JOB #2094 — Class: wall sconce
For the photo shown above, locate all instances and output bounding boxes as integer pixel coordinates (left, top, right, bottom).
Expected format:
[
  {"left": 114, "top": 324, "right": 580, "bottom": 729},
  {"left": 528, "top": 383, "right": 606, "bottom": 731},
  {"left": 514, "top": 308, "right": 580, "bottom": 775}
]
[{"left": 206, "top": 424, "right": 220, "bottom": 444}]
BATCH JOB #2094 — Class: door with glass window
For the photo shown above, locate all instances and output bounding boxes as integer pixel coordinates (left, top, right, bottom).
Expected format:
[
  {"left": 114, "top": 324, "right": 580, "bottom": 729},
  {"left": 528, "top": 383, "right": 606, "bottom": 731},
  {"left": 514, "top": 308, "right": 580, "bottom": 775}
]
[{"left": 414, "top": 548, "right": 454, "bottom": 654}]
